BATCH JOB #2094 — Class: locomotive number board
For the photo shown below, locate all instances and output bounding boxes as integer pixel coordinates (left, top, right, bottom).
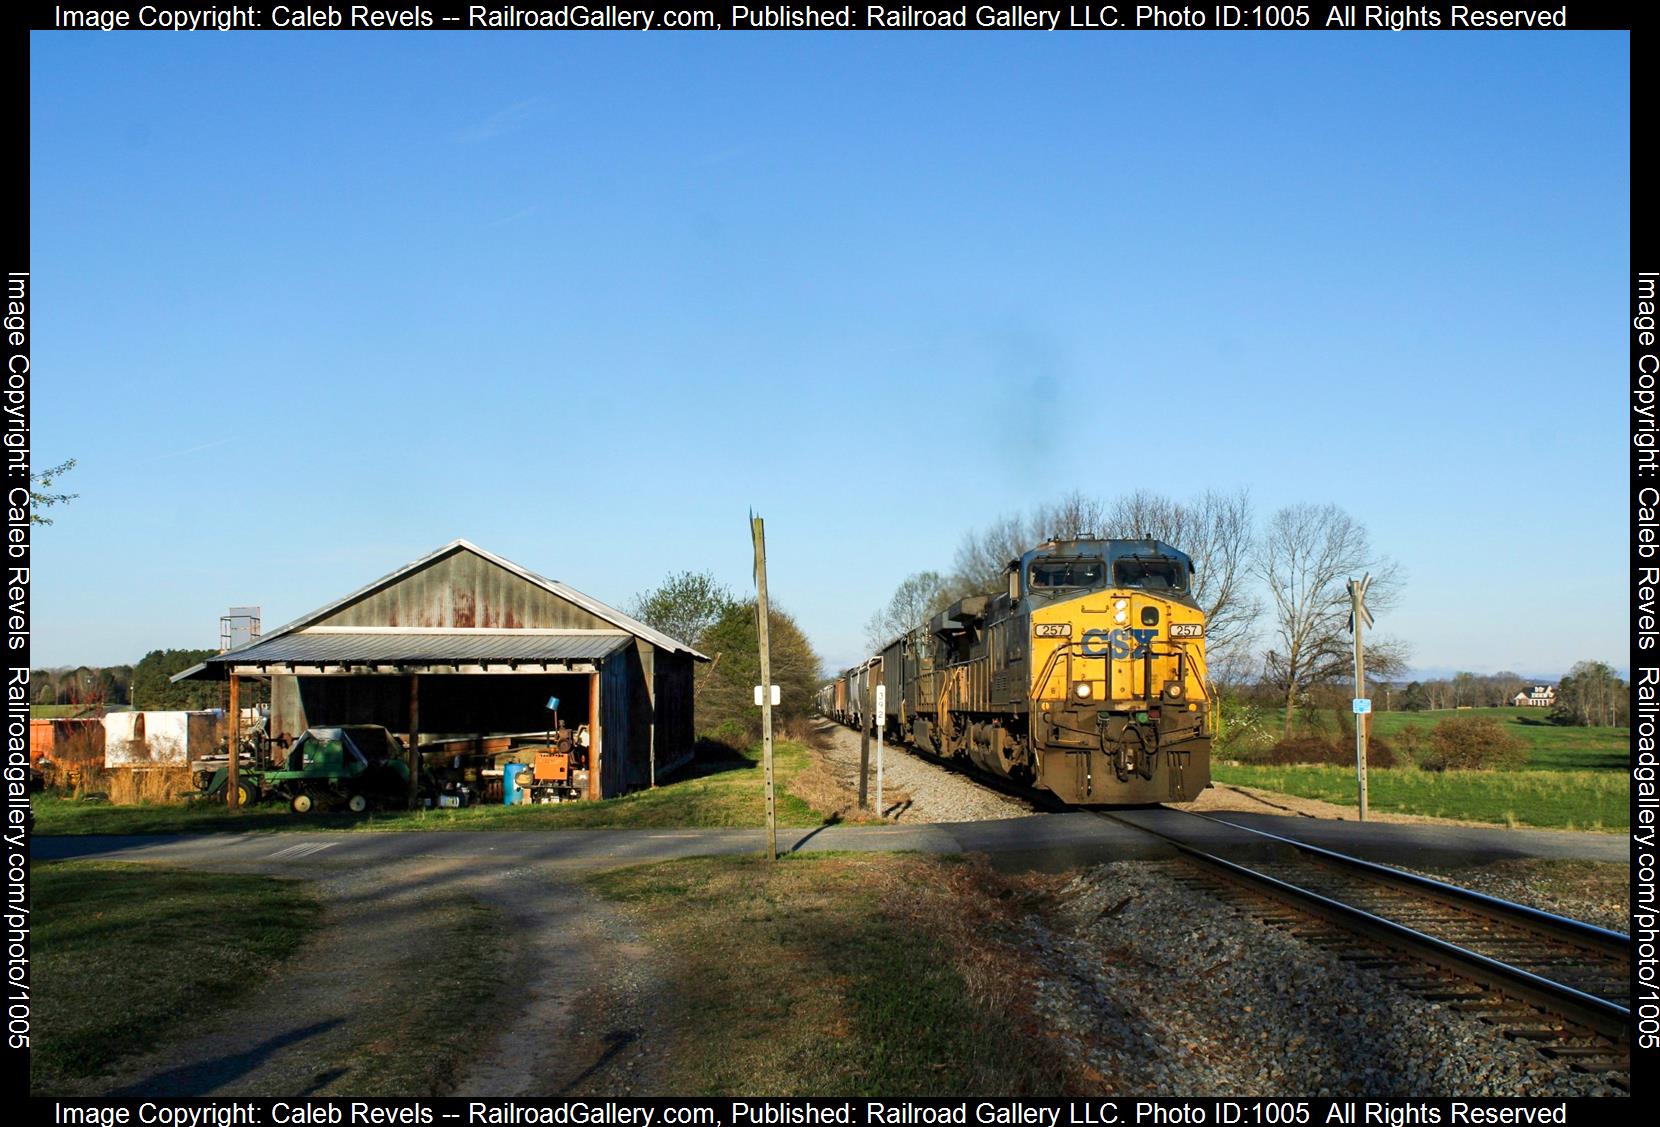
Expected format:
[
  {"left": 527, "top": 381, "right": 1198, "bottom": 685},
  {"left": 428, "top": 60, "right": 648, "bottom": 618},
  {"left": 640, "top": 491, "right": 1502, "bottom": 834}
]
[
  {"left": 1170, "top": 623, "right": 1204, "bottom": 638},
  {"left": 1033, "top": 623, "right": 1073, "bottom": 638}
]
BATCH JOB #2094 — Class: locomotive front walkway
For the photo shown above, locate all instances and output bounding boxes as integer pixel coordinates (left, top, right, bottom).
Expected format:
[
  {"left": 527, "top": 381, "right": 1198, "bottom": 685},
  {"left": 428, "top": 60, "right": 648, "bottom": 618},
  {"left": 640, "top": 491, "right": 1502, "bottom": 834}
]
[{"left": 35, "top": 809, "right": 1627, "bottom": 870}]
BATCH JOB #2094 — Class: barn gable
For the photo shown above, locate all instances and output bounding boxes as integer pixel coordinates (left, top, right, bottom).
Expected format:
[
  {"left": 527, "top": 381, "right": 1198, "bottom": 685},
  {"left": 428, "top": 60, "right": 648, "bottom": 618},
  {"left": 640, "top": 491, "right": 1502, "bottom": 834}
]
[{"left": 313, "top": 546, "right": 613, "bottom": 632}]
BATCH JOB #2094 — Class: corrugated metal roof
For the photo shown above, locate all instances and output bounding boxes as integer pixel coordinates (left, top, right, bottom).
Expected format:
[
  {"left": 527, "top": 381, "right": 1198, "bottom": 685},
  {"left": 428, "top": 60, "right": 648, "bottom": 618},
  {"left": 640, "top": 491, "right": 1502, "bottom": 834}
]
[
  {"left": 194, "top": 629, "right": 633, "bottom": 668},
  {"left": 250, "top": 539, "right": 708, "bottom": 660}
]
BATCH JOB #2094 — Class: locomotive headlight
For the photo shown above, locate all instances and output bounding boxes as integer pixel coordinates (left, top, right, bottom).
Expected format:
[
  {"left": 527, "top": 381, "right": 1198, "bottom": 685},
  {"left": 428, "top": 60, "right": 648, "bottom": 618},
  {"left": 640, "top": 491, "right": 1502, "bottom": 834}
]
[
  {"left": 1114, "top": 611, "right": 1128, "bottom": 624},
  {"left": 1114, "top": 599, "right": 1127, "bottom": 610},
  {"left": 1073, "top": 682, "right": 1093, "bottom": 700},
  {"left": 1163, "top": 681, "right": 1185, "bottom": 701}
]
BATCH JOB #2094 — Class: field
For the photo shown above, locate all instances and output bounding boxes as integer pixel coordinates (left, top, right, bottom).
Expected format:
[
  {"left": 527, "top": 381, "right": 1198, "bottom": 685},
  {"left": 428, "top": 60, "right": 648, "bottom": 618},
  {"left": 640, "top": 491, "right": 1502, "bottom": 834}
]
[
  {"left": 1211, "top": 764, "right": 1627, "bottom": 831},
  {"left": 583, "top": 853, "right": 1075, "bottom": 1095},
  {"left": 30, "top": 863, "right": 321, "bottom": 1093},
  {"left": 1214, "top": 707, "right": 1628, "bottom": 830},
  {"left": 33, "top": 739, "right": 840, "bottom": 836}
]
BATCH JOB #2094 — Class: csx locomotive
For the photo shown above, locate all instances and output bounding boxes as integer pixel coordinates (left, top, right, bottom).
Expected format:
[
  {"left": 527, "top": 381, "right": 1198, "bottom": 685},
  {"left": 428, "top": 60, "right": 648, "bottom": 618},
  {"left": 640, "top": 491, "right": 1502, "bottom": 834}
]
[{"left": 819, "top": 538, "right": 1211, "bottom": 804}]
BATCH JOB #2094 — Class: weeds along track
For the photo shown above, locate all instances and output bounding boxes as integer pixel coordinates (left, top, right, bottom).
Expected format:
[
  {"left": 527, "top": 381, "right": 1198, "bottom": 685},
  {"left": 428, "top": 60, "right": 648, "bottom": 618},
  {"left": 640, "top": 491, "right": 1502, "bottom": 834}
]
[{"left": 1096, "top": 808, "right": 1631, "bottom": 1081}]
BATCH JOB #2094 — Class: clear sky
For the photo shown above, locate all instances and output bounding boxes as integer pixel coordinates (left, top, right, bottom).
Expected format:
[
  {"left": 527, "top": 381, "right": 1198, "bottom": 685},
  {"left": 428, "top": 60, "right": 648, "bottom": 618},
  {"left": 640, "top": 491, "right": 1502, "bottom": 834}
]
[{"left": 29, "top": 30, "right": 1629, "bottom": 679}]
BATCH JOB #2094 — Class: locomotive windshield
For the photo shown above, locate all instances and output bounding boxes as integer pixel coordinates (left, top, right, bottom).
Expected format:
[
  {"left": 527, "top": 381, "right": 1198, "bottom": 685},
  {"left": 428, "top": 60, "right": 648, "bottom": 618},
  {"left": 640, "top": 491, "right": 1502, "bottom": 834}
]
[
  {"left": 1114, "top": 557, "right": 1187, "bottom": 590},
  {"left": 1029, "top": 558, "right": 1106, "bottom": 590}
]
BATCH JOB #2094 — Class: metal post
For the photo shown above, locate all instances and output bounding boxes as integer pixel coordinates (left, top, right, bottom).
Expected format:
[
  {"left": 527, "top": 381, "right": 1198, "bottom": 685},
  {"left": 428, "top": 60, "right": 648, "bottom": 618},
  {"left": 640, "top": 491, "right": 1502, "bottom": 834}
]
[
  {"left": 752, "top": 515, "right": 776, "bottom": 861},
  {"left": 875, "top": 681, "right": 884, "bottom": 819},
  {"left": 1351, "top": 578, "right": 1369, "bottom": 822},
  {"left": 407, "top": 673, "right": 420, "bottom": 810},
  {"left": 588, "top": 670, "right": 602, "bottom": 801},
  {"left": 858, "top": 690, "right": 870, "bottom": 809},
  {"left": 227, "top": 674, "right": 240, "bottom": 810}
]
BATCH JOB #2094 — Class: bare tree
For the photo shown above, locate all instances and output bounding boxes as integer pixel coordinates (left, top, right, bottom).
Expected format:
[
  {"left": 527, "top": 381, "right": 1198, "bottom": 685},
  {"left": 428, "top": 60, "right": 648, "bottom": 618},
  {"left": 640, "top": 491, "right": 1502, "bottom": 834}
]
[
  {"left": 1254, "top": 503, "right": 1408, "bottom": 737},
  {"left": 1030, "top": 490, "right": 1105, "bottom": 541},
  {"left": 864, "top": 570, "right": 954, "bottom": 652},
  {"left": 952, "top": 512, "right": 1031, "bottom": 596},
  {"left": 1104, "top": 489, "right": 1261, "bottom": 683}
]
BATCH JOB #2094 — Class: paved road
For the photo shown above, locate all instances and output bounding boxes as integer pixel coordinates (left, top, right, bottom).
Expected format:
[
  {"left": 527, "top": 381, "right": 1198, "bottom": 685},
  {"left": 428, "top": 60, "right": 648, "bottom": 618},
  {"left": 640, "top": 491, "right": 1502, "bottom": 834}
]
[{"left": 34, "top": 809, "right": 1628, "bottom": 871}]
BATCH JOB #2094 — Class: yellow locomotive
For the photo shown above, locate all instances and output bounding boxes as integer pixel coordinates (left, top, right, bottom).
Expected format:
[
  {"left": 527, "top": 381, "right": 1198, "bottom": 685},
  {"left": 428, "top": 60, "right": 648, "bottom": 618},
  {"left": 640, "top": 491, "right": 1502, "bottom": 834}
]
[{"left": 836, "top": 538, "right": 1211, "bottom": 804}]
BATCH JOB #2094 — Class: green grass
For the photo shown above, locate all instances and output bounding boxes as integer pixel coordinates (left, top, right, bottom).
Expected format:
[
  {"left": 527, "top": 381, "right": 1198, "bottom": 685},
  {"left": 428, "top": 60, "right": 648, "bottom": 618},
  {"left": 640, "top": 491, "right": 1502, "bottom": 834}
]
[
  {"left": 34, "top": 740, "right": 824, "bottom": 836},
  {"left": 1224, "top": 705, "right": 1626, "bottom": 772},
  {"left": 1367, "top": 707, "right": 1627, "bottom": 771},
  {"left": 584, "top": 854, "right": 1074, "bottom": 1095},
  {"left": 30, "top": 862, "right": 322, "bottom": 1094},
  {"left": 1212, "top": 763, "right": 1628, "bottom": 831}
]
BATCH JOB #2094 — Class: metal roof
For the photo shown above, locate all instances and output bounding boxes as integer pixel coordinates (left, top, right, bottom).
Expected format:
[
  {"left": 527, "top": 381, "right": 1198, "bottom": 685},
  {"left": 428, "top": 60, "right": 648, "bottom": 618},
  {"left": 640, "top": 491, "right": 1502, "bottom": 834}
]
[
  {"left": 174, "top": 629, "right": 634, "bottom": 679},
  {"left": 250, "top": 539, "right": 706, "bottom": 659},
  {"left": 185, "top": 538, "right": 705, "bottom": 673}
]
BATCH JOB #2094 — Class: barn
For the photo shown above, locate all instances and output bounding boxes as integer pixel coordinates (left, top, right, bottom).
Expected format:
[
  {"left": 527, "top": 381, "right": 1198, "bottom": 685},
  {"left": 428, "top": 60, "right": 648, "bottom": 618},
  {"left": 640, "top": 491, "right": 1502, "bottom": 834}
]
[{"left": 174, "top": 539, "right": 706, "bottom": 800}]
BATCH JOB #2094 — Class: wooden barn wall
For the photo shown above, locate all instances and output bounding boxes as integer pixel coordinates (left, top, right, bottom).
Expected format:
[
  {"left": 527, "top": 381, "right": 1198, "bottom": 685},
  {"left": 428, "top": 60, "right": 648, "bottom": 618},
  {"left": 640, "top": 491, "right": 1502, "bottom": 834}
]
[
  {"left": 270, "top": 672, "right": 592, "bottom": 745},
  {"left": 315, "top": 550, "right": 612, "bottom": 631},
  {"left": 600, "top": 654, "right": 633, "bottom": 798},
  {"left": 653, "top": 651, "right": 695, "bottom": 777}
]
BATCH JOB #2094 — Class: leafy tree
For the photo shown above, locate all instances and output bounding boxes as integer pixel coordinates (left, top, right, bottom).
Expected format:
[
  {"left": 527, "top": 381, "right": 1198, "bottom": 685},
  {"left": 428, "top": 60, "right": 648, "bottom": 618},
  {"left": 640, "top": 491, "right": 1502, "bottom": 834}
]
[
  {"left": 695, "top": 601, "right": 822, "bottom": 746},
  {"left": 1401, "top": 681, "right": 1428, "bottom": 711},
  {"left": 1551, "top": 661, "right": 1626, "bottom": 728},
  {"left": 29, "top": 458, "right": 78, "bottom": 525},
  {"left": 129, "top": 649, "right": 222, "bottom": 710},
  {"left": 1254, "top": 503, "right": 1408, "bottom": 737},
  {"left": 627, "top": 570, "right": 737, "bottom": 651}
]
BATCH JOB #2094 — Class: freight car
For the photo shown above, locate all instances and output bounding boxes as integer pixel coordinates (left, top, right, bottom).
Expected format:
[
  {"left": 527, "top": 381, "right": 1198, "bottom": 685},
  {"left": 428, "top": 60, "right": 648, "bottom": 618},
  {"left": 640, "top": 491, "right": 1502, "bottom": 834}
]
[{"left": 824, "top": 537, "right": 1211, "bottom": 804}]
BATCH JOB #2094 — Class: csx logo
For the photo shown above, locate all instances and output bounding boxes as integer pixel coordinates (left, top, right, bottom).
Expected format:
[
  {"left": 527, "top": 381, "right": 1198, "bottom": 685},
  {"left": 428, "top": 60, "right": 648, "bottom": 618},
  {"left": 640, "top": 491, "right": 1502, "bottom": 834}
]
[{"left": 1081, "top": 628, "right": 1157, "bottom": 659}]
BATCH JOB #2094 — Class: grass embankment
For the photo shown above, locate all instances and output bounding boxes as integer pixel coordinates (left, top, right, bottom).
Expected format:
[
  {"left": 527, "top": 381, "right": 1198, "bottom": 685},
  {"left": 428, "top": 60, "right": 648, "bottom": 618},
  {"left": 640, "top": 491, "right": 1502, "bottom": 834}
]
[
  {"left": 1216, "top": 707, "right": 1628, "bottom": 830},
  {"left": 35, "top": 740, "right": 833, "bottom": 836},
  {"left": 30, "top": 862, "right": 321, "bottom": 1093},
  {"left": 1212, "top": 764, "right": 1627, "bottom": 831},
  {"left": 585, "top": 853, "right": 1078, "bottom": 1095},
  {"left": 33, "top": 862, "right": 513, "bottom": 1096}
]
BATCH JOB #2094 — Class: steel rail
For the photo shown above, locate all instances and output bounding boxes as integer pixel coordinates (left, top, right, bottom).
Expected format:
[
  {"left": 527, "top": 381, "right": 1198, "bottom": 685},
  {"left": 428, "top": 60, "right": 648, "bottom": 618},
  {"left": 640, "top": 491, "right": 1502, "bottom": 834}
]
[
  {"left": 1094, "top": 811, "right": 1631, "bottom": 1044},
  {"left": 1172, "top": 808, "right": 1631, "bottom": 957}
]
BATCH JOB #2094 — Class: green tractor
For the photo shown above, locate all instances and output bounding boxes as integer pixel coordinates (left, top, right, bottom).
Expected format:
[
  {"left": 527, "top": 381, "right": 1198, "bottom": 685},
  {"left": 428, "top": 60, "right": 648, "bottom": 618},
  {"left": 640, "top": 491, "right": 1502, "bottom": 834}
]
[{"left": 199, "top": 725, "right": 414, "bottom": 813}]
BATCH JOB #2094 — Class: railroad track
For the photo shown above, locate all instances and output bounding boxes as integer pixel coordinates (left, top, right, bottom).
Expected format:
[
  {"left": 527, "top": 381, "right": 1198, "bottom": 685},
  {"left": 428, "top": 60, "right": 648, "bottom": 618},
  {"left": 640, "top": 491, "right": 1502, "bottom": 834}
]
[{"left": 1096, "top": 808, "right": 1631, "bottom": 1080}]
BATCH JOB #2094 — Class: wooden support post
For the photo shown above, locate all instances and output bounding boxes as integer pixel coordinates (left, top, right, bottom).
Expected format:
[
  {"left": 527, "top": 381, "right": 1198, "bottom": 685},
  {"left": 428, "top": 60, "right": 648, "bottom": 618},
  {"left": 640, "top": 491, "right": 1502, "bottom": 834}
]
[
  {"left": 227, "top": 674, "right": 240, "bottom": 810},
  {"left": 407, "top": 673, "right": 420, "bottom": 810},
  {"left": 587, "top": 670, "right": 601, "bottom": 801}
]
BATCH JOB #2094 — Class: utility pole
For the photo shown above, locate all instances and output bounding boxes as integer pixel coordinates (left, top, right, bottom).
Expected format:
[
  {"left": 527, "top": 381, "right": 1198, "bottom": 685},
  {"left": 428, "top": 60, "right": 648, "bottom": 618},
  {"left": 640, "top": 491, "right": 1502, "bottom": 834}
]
[
  {"left": 752, "top": 514, "right": 776, "bottom": 861},
  {"left": 1347, "top": 574, "right": 1375, "bottom": 821}
]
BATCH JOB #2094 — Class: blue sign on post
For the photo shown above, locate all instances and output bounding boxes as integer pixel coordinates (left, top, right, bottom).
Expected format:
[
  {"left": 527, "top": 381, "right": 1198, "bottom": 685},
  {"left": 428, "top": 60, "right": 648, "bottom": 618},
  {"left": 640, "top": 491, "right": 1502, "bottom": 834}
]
[{"left": 1353, "top": 698, "right": 1372, "bottom": 714}]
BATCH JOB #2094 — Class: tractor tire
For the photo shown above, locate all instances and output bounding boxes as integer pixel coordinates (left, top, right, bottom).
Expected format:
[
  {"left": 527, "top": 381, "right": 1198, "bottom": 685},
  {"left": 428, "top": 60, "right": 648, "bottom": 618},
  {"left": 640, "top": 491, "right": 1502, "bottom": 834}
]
[
  {"left": 346, "top": 793, "right": 368, "bottom": 814},
  {"left": 290, "top": 792, "right": 314, "bottom": 814},
  {"left": 235, "top": 782, "right": 258, "bottom": 808}
]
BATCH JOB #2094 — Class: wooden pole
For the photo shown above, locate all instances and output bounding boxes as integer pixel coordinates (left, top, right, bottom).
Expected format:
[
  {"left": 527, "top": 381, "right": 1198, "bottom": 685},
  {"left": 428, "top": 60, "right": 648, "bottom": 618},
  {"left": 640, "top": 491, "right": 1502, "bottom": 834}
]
[
  {"left": 407, "top": 673, "right": 420, "bottom": 809},
  {"left": 227, "top": 674, "right": 240, "bottom": 810},
  {"left": 753, "top": 515, "right": 776, "bottom": 862},
  {"left": 588, "top": 670, "right": 601, "bottom": 801}
]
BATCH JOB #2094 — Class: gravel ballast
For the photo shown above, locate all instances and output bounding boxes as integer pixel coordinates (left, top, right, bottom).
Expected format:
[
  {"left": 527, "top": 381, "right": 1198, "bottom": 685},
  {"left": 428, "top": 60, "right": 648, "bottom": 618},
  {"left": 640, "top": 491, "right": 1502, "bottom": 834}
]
[
  {"left": 1020, "top": 861, "right": 1627, "bottom": 1097},
  {"left": 813, "top": 720, "right": 1034, "bottom": 823}
]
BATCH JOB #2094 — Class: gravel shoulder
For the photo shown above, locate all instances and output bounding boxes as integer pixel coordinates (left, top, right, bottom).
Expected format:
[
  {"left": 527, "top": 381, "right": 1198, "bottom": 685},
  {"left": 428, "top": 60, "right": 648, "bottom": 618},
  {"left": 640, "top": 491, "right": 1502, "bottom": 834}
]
[{"left": 811, "top": 720, "right": 1034, "bottom": 823}]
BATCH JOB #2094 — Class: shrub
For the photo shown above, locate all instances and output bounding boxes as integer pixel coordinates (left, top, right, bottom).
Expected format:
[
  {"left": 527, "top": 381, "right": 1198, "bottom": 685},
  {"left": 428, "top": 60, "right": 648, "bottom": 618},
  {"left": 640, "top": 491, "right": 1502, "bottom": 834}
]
[
  {"left": 1252, "top": 734, "right": 1397, "bottom": 768},
  {"left": 1418, "top": 716, "right": 1527, "bottom": 771}
]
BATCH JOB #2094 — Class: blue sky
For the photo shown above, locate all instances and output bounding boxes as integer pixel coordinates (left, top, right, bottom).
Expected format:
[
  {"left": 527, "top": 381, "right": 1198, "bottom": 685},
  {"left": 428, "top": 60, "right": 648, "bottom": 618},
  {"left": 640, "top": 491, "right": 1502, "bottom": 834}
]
[{"left": 29, "top": 31, "right": 1629, "bottom": 677}]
